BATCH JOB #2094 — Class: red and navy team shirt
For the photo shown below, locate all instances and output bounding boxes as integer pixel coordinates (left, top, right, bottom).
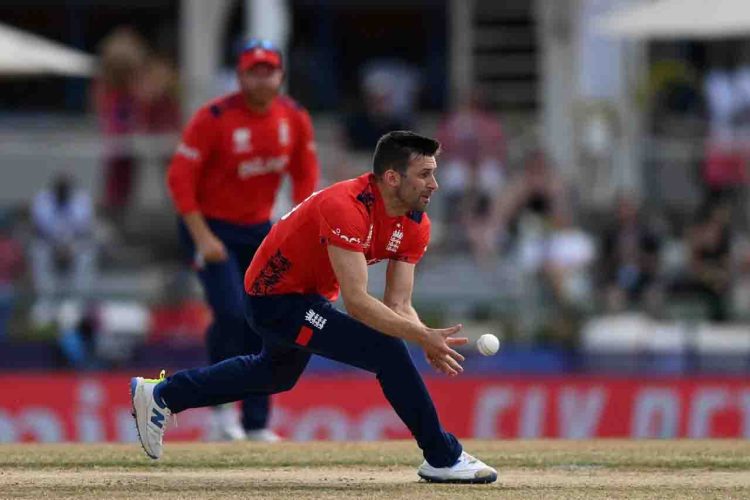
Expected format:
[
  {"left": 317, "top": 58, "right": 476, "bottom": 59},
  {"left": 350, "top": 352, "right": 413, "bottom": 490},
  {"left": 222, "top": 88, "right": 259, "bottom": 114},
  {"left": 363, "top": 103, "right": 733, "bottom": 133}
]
[
  {"left": 167, "top": 92, "right": 319, "bottom": 225},
  {"left": 245, "top": 173, "right": 431, "bottom": 301}
]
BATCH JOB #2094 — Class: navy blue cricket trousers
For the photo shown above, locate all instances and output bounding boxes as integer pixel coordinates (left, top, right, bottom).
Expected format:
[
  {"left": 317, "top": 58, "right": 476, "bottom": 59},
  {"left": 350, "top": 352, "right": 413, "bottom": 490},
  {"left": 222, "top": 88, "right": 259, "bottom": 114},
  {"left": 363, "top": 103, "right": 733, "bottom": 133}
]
[
  {"left": 178, "top": 218, "right": 272, "bottom": 431},
  {"left": 157, "top": 293, "right": 463, "bottom": 468}
]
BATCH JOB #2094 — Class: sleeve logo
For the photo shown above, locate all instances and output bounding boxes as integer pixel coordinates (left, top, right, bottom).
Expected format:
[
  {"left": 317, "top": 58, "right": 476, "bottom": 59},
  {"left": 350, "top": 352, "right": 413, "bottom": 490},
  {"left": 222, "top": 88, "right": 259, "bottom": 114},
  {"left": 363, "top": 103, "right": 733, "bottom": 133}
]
[{"left": 175, "top": 142, "right": 201, "bottom": 161}]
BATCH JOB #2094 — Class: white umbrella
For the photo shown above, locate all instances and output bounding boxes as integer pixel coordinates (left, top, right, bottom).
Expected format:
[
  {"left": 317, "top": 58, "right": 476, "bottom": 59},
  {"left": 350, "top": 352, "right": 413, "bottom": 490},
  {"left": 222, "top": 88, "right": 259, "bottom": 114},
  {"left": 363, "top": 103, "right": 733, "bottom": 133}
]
[
  {"left": 598, "top": 0, "right": 750, "bottom": 39},
  {"left": 0, "top": 22, "right": 96, "bottom": 76}
]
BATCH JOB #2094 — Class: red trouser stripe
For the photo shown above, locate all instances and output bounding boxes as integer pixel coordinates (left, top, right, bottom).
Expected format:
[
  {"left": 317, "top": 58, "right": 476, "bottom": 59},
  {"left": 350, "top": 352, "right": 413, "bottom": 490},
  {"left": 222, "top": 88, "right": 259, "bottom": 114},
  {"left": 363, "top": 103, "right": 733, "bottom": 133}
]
[{"left": 295, "top": 326, "right": 313, "bottom": 346}]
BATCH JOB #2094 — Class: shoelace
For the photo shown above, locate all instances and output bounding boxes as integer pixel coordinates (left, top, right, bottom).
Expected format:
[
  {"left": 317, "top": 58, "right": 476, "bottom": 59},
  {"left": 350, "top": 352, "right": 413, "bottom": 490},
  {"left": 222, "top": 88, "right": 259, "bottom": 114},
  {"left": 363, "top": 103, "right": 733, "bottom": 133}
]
[{"left": 147, "top": 370, "right": 178, "bottom": 428}]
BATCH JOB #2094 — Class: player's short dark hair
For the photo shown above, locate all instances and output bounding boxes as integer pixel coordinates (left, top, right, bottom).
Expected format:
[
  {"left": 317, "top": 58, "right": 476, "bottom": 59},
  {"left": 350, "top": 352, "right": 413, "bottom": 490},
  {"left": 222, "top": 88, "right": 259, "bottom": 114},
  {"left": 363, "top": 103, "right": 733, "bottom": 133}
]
[{"left": 372, "top": 131, "right": 440, "bottom": 178}]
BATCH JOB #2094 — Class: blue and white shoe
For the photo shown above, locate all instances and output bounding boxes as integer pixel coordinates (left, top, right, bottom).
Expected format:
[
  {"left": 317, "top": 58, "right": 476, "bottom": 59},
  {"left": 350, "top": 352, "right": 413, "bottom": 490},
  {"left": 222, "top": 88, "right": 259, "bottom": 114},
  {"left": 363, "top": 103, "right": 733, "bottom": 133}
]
[
  {"left": 417, "top": 451, "right": 497, "bottom": 484},
  {"left": 245, "top": 428, "right": 282, "bottom": 442},
  {"left": 130, "top": 370, "right": 171, "bottom": 460}
]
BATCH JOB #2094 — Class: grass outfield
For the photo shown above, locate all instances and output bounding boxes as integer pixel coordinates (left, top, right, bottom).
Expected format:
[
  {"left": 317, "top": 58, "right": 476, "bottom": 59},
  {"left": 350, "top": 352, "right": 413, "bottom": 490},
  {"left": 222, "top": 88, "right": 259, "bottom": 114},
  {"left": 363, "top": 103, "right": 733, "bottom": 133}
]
[{"left": 2, "top": 440, "right": 750, "bottom": 499}]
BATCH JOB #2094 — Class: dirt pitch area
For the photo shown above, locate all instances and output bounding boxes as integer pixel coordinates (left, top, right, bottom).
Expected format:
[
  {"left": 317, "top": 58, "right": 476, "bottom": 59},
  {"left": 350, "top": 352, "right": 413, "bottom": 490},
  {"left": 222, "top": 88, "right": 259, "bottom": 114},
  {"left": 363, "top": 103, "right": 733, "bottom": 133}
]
[{"left": 3, "top": 440, "right": 750, "bottom": 499}]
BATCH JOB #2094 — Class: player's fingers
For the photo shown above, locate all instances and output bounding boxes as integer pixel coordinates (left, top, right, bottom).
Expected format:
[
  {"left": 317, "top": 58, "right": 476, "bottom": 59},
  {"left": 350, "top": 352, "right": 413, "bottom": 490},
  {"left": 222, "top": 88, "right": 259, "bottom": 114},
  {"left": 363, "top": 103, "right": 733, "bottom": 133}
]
[
  {"left": 446, "top": 337, "right": 469, "bottom": 347},
  {"left": 443, "top": 354, "right": 463, "bottom": 373},
  {"left": 439, "top": 324, "right": 463, "bottom": 337},
  {"left": 444, "top": 346, "right": 465, "bottom": 363},
  {"left": 426, "top": 355, "right": 440, "bottom": 371},
  {"left": 438, "top": 359, "right": 458, "bottom": 376}
]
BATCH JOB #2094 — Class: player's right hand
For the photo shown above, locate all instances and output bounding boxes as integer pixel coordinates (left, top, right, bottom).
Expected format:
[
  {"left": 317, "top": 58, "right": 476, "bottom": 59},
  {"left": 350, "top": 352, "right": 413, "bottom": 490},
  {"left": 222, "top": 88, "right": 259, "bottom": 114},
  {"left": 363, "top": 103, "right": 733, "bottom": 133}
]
[
  {"left": 420, "top": 324, "right": 468, "bottom": 377},
  {"left": 197, "top": 233, "right": 228, "bottom": 263}
]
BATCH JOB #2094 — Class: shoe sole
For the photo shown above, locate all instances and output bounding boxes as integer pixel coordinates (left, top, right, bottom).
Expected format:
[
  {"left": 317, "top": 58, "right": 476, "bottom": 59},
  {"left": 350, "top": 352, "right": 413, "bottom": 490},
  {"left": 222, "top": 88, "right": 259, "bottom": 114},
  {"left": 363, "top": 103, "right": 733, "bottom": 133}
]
[
  {"left": 130, "top": 377, "right": 158, "bottom": 460},
  {"left": 417, "top": 471, "right": 498, "bottom": 484}
]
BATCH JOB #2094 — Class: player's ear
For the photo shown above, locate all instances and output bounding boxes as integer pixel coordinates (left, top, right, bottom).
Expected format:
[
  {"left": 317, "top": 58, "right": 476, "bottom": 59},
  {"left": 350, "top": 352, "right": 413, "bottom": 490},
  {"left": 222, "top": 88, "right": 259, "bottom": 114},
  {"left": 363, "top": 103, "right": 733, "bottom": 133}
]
[{"left": 383, "top": 169, "right": 401, "bottom": 187}]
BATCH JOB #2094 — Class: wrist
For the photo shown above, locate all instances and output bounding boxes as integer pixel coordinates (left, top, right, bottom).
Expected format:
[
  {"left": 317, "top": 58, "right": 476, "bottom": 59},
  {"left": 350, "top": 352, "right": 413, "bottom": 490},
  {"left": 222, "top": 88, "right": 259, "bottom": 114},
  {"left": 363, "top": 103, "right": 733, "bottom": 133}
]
[{"left": 413, "top": 325, "right": 429, "bottom": 346}]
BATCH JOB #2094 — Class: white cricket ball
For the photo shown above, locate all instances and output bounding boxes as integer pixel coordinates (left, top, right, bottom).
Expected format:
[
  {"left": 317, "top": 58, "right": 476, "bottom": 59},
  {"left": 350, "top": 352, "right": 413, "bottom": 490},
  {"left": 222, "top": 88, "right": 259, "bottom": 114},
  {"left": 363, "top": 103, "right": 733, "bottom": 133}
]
[{"left": 477, "top": 334, "right": 500, "bottom": 356}]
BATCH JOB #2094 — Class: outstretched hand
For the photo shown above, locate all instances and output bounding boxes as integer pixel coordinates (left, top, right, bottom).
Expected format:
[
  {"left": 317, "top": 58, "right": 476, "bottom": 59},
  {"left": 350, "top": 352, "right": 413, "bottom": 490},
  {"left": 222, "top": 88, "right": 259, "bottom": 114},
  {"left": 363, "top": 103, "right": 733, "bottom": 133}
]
[{"left": 421, "top": 323, "right": 468, "bottom": 377}]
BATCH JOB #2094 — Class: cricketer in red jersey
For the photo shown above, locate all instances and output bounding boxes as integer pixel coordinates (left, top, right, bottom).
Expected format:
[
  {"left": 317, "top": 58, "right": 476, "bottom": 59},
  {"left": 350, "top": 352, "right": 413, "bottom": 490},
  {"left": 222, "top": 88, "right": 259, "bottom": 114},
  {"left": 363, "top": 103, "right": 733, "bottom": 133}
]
[
  {"left": 165, "top": 39, "right": 319, "bottom": 442},
  {"left": 137, "top": 132, "right": 498, "bottom": 483},
  {"left": 244, "top": 172, "right": 429, "bottom": 301}
]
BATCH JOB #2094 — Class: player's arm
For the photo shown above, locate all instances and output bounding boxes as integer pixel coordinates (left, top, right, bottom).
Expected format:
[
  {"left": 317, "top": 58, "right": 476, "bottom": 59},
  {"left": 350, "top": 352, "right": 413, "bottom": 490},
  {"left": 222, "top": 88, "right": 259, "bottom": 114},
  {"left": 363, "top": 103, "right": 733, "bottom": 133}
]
[
  {"left": 383, "top": 259, "right": 423, "bottom": 324},
  {"left": 288, "top": 107, "right": 320, "bottom": 204},
  {"left": 166, "top": 109, "right": 227, "bottom": 263},
  {"left": 327, "top": 245, "right": 466, "bottom": 376},
  {"left": 383, "top": 258, "right": 469, "bottom": 374}
]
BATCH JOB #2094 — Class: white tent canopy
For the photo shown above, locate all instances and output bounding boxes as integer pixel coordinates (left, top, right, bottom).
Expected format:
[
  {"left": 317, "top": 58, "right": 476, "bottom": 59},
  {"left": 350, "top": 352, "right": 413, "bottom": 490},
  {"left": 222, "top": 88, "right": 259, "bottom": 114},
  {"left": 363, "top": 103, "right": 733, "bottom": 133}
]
[
  {"left": 0, "top": 22, "right": 96, "bottom": 76},
  {"left": 598, "top": 0, "right": 750, "bottom": 39}
]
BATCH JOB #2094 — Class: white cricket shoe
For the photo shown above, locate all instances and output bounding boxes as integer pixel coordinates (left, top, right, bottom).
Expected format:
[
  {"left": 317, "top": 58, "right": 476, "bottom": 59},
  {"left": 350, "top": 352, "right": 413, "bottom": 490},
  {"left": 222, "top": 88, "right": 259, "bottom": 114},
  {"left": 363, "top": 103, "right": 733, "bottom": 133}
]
[
  {"left": 417, "top": 451, "right": 498, "bottom": 484},
  {"left": 207, "top": 404, "right": 246, "bottom": 441},
  {"left": 130, "top": 370, "right": 171, "bottom": 460},
  {"left": 245, "top": 428, "right": 282, "bottom": 442}
]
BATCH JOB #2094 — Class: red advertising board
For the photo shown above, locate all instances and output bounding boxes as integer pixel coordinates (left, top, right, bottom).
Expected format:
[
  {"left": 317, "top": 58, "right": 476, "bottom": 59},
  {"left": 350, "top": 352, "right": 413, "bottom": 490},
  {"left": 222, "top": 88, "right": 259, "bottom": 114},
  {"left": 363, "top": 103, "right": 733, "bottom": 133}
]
[{"left": 2, "top": 374, "right": 750, "bottom": 442}]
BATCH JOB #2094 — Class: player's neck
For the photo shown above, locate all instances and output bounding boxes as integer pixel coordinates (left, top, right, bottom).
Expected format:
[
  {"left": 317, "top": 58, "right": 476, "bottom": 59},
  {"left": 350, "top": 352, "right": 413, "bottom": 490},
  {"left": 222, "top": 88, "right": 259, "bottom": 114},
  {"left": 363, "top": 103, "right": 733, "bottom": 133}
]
[
  {"left": 243, "top": 97, "right": 273, "bottom": 114},
  {"left": 375, "top": 181, "right": 409, "bottom": 217}
]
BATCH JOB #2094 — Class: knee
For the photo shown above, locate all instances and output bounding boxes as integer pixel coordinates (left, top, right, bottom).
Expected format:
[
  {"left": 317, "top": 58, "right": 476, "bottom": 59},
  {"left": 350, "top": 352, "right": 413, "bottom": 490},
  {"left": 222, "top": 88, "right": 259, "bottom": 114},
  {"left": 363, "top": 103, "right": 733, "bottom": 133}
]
[
  {"left": 373, "top": 338, "right": 414, "bottom": 373},
  {"left": 270, "top": 369, "right": 300, "bottom": 393}
]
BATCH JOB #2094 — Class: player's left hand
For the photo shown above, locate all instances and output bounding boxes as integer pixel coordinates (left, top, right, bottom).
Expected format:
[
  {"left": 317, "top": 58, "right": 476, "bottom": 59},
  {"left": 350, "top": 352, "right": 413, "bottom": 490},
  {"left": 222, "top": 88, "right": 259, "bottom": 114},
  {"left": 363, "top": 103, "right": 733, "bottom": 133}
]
[{"left": 421, "top": 324, "right": 468, "bottom": 376}]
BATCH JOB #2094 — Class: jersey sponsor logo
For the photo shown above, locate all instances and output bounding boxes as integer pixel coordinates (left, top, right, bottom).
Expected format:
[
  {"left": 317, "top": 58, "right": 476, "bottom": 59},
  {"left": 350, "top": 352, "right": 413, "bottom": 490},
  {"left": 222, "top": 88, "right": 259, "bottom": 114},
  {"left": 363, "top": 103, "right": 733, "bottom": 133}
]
[
  {"left": 304, "top": 309, "right": 327, "bottom": 330},
  {"left": 278, "top": 119, "right": 290, "bottom": 146},
  {"left": 175, "top": 142, "right": 201, "bottom": 161},
  {"left": 238, "top": 155, "right": 289, "bottom": 178},
  {"left": 386, "top": 227, "right": 404, "bottom": 253},
  {"left": 232, "top": 128, "right": 252, "bottom": 153},
  {"left": 332, "top": 228, "right": 361, "bottom": 245}
]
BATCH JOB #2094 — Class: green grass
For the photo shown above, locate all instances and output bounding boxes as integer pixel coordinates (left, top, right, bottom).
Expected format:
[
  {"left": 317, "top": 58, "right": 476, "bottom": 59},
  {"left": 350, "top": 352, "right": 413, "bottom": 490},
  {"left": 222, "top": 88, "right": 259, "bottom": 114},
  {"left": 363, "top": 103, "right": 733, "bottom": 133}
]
[{"left": 3, "top": 440, "right": 750, "bottom": 499}]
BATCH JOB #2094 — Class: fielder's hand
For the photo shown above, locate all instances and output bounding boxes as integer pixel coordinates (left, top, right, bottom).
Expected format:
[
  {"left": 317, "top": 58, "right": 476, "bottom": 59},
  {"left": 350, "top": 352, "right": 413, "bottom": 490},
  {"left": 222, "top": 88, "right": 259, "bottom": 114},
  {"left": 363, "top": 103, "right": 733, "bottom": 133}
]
[
  {"left": 421, "top": 324, "right": 468, "bottom": 377},
  {"left": 197, "top": 233, "right": 228, "bottom": 264}
]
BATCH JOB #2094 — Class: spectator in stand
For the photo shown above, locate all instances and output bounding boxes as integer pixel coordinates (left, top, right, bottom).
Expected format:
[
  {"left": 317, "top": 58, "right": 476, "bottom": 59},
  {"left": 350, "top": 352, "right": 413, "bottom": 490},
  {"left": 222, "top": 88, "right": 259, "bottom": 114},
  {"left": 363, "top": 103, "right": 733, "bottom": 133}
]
[
  {"left": 343, "top": 60, "right": 417, "bottom": 153},
  {"left": 486, "top": 150, "right": 586, "bottom": 343},
  {"left": 599, "top": 194, "right": 663, "bottom": 313},
  {"left": 29, "top": 173, "right": 97, "bottom": 322},
  {"left": 0, "top": 210, "right": 24, "bottom": 340},
  {"left": 488, "top": 149, "right": 569, "bottom": 257},
  {"left": 93, "top": 26, "right": 147, "bottom": 215},
  {"left": 703, "top": 42, "right": 750, "bottom": 228},
  {"left": 436, "top": 89, "right": 506, "bottom": 260},
  {"left": 671, "top": 201, "right": 733, "bottom": 321},
  {"left": 136, "top": 54, "right": 181, "bottom": 167}
]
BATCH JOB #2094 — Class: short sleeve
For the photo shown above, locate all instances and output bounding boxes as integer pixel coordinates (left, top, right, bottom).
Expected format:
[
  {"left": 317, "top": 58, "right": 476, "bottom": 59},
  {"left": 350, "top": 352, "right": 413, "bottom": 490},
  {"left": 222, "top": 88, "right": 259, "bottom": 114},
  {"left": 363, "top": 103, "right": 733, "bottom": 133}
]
[
  {"left": 394, "top": 216, "right": 431, "bottom": 264},
  {"left": 318, "top": 196, "right": 369, "bottom": 253}
]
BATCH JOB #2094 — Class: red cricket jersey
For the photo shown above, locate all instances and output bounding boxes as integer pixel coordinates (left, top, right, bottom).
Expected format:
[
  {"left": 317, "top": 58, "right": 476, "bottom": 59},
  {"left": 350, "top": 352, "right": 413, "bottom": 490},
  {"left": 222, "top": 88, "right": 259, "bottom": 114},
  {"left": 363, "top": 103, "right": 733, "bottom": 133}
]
[
  {"left": 245, "top": 173, "right": 431, "bottom": 301},
  {"left": 167, "top": 92, "right": 319, "bottom": 225}
]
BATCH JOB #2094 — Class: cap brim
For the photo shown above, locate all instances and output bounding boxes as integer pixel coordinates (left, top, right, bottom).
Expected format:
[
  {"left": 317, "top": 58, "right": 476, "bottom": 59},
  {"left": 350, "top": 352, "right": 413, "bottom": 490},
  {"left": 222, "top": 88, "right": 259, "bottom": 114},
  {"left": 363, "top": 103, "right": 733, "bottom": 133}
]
[{"left": 238, "top": 50, "right": 282, "bottom": 71}]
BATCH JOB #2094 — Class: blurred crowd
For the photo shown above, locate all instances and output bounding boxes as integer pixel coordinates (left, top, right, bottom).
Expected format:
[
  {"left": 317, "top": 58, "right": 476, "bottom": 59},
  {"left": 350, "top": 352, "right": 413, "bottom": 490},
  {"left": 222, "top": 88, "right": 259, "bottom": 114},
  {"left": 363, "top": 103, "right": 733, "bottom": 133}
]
[{"left": 4, "top": 32, "right": 750, "bottom": 369}]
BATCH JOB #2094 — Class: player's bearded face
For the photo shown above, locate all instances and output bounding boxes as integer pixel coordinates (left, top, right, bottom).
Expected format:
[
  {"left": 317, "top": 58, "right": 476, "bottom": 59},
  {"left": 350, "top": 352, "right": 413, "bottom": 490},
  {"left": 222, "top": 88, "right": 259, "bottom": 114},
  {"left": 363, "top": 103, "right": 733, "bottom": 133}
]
[
  {"left": 238, "top": 64, "right": 283, "bottom": 106},
  {"left": 396, "top": 155, "right": 439, "bottom": 212}
]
